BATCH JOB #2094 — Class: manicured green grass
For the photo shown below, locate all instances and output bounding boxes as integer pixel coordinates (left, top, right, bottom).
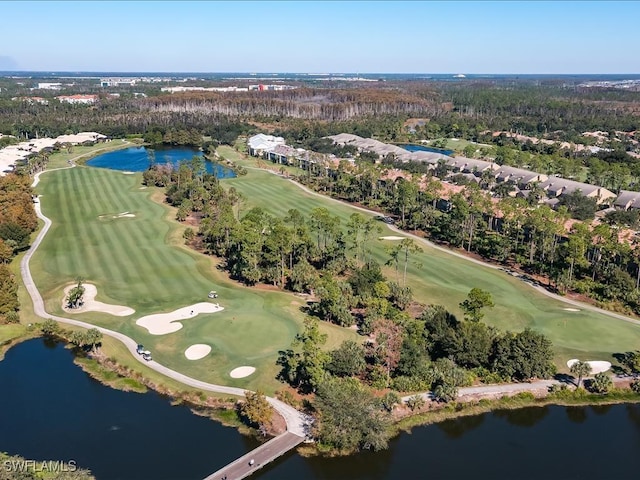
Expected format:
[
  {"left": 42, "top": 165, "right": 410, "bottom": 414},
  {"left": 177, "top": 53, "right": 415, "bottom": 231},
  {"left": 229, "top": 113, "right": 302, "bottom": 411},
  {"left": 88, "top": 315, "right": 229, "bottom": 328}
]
[
  {"left": 219, "top": 147, "right": 640, "bottom": 364},
  {"left": 45, "top": 139, "right": 134, "bottom": 170},
  {"left": 31, "top": 164, "right": 357, "bottom": 394}
]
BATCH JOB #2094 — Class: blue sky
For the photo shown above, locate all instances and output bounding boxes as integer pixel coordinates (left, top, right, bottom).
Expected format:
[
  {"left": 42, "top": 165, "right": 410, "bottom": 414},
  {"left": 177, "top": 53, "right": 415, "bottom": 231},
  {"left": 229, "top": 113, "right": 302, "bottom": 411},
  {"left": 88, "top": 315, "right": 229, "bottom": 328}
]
[{"left": 0, "top": 1, "right": 638, "bottom": 73}]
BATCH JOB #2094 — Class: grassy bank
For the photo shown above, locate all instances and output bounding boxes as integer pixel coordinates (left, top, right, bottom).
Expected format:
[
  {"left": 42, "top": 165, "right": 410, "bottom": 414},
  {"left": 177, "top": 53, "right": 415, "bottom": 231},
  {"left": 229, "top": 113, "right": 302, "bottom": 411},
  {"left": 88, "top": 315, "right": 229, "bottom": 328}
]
[
  {"left": 393, "top": 388, "right": 640, "bottom": 436},
  {"left": 0, "top": 324, "right": 38, "bottom": 361}
]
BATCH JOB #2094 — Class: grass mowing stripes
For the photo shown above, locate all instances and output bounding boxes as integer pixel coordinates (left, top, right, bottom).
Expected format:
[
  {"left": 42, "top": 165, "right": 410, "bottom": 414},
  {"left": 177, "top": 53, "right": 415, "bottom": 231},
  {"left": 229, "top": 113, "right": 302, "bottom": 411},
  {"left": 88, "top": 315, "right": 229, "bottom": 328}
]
[{"left": 32, "top": 164, "right": 358, "bottom": 393}]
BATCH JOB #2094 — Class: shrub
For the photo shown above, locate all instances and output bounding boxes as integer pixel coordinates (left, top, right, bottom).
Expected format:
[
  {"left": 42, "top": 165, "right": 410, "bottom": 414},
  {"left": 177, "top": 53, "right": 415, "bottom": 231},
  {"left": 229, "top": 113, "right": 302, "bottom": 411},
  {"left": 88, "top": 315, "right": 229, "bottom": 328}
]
[
  {"left": 432, "top": 382, "right": 458, "bottom": 403},
  {"left": 40, "top": 319, "right": 61, "bottom": 335},
  {"left": 391, "top": 376, "right": 430, "bottom": 393},
  {"left": 379, "top": 392, "right": 401, "bottom": 412},
  {"left": 3, "top": 311, "right": 19, "bottom": 323},
  {"left": 406, "top": 394, "right": 426, "bottom": 411},
  {"left": 589, "top": 372, "right": 613, "bottom": 394}
]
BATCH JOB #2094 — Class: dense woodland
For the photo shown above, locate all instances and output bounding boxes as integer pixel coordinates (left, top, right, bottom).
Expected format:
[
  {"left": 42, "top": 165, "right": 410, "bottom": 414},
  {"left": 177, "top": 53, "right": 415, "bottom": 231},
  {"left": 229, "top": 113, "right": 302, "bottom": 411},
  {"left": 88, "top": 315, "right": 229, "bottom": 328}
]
[{"left": 1, "top": 79, "right": 638, "bottom": 144}]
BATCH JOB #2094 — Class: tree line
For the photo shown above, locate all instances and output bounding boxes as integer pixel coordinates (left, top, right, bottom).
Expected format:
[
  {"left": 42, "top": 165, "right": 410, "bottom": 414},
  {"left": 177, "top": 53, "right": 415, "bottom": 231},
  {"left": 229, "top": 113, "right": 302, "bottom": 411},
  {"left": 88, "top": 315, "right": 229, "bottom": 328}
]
[
  {"left": 0, "top": 173, "right": 37, "bottom": 324},
  {"left": 298, "top": 159, "right": 640, "bottom": 316}
]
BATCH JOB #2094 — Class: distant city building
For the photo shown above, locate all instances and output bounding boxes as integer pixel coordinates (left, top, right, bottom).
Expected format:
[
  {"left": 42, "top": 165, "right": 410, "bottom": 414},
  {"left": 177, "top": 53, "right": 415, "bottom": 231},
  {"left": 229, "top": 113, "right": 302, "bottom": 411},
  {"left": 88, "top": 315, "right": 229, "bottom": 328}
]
[
  {"left": 100, "top": 78, "right": 137, "bottom": 87},
  {"left": 37, "top": 82, "right": 63, "bottom": 90},
  {"left": 160, "top": 84, "right": 296, "bottom": 93},
  {"left": 56, "top": 94, "right": 99, "bottom": 105}
]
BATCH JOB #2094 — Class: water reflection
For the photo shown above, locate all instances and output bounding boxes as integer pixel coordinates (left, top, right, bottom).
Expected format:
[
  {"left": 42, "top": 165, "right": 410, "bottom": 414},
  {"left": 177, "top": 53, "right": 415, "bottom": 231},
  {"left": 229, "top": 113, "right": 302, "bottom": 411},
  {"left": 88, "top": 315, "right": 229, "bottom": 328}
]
[
  {"left": 494, "top": 405, "right": 549, "bottom": 427},
  {"left": 3, "top": 339, "right": 640, "bottom": 480},
  {"left": 590, "top": 404, "right": 614, "bottom": 416},
  {"left": 565, "top": 406, "right": 588, "bottom": 424},
  {"left": 436, "top": 413, "right": 485, "bottom": 438},
  {"left": 0, "top": 339, "right": 255, "bottom": 480}
]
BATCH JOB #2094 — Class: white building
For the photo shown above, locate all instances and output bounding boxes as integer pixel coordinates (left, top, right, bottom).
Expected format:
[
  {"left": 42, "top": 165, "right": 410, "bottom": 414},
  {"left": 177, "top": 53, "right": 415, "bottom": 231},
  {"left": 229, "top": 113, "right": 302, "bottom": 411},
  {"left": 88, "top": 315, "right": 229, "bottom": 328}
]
[
  {"left": 37, "top": 82, "right": 62, "bottom": 90},
  {"left": 100, "top": 78, "right": 137, "bottom": 87},
  {"left": 247, "top": 134, "right": 286, "bottom": 156},
  {"left": 0, "top": 132, "right": 107, "bottom": 176},
  {"left": 56, "top": 94, "right": 99, "bottom": 105}
]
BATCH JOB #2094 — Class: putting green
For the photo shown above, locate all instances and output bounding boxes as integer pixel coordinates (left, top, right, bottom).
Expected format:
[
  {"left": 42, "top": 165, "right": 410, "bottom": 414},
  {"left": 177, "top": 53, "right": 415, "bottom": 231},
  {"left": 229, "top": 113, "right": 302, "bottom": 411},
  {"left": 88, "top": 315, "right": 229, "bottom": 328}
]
[
  {"left": 220, "top": 147, "right": 640, "bottom": 363},
  {"left": 31, "top": 165, "right": 356, "bottom": 393}
]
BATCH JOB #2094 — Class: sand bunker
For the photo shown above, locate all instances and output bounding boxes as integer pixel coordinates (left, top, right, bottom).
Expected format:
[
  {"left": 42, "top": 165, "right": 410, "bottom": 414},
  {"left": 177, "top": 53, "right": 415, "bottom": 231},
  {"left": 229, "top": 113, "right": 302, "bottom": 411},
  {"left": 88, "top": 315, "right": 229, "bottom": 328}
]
[
  {"left": 62, "top": 283, "right": 135, "bottom": 317},
  {"left": 98, "top": 211, "right": 136, "bottom": 220},
  {"left": 563, "top": 308, "right": 580, "bottom": 312},
  {"left": 230, "top": 366, "right": 256, "bottom": 378},
  {"left": 139, "top": 186, "right": 147, "bottom": 190},
  {"left": 122, "top": 171, "right": 135, "bottom": 175},
  {"left": 185, "top": 344, "right": 211, "bottom": 360},
  {"left": 136, "top": 302, "right": 224, "bottom": 335},
  {"left": 379, "top": 236, "right": 406, "bottom": 241},
  {"left": 567, "top": 359, "right": 612, "bottom": 374}
]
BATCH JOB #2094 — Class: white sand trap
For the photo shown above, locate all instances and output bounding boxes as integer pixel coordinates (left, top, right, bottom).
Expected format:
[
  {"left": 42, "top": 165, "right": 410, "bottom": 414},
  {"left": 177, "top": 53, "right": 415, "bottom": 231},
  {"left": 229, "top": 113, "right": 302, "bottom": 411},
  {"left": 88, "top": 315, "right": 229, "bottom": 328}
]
[
  {"left": 567, "top": 359, "right": 612, "bottom": 374},
  {"left": 136, "top": 302, "right": 224, "bottom": 335},
  {"left": 379, "top": 236, "right": 406, "bottom": 241},
  {"left": 563, "top": 308, "right": 580, "bottom": 312},
  {"left": 139, "top": 186, "right": 147, "bottom": 189},
  {"left": 122, "top": 171, "right": 135, "bottom": 175},
  {"left": 185, "top": 344, "right": 211, "bottom": 360},
  {"left": 62, "top": 283, "right": 135, "bottom": 317},
  {"left": 230, "top": 366, "right": 256, "bottom": 378},
  {"left": 113, "top": 212, "right": 135, "bottom": 218}
]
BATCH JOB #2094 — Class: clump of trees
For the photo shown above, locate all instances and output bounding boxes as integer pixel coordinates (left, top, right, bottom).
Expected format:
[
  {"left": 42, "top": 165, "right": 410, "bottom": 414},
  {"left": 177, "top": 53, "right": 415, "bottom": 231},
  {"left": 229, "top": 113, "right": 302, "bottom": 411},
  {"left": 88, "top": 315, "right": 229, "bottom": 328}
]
[
  {"left": 275, "top": 295, "right": 556, "bottom": 452},
  {"left": 40, "top": 320, "right": 103, "bottom": 353},
  {"left": 0, "top": 173, "right": 37, "bottom": 323},
  {"left": 238, "top": 390, "right": 274, "bottom": 436}
]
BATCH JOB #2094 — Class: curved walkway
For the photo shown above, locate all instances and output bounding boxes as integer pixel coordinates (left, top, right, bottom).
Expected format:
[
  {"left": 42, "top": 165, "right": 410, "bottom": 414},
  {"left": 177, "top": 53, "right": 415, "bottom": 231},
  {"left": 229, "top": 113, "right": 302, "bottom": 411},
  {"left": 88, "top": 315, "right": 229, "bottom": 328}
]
[{"left": 22, "top": 164, "right": 309, "bottom": 438}]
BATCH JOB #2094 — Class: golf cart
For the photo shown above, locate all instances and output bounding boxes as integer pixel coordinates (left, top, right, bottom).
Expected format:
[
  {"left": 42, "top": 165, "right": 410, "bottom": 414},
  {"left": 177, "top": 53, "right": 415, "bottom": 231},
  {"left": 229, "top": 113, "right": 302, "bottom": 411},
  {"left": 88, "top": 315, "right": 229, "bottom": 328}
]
[{"left": 208, "top": 290, "right": 218, "bottom": 299}]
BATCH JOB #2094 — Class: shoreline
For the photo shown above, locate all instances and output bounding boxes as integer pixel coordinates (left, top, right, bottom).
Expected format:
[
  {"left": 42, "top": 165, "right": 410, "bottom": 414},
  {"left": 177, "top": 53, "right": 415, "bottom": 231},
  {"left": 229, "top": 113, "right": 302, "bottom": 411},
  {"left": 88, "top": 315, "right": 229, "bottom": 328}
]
[
  {"left": 6, "top": 141, "right": 639, "bottom": 459},
  {"left": 3, "top": 324, "right": 640, "bottom": 458}
]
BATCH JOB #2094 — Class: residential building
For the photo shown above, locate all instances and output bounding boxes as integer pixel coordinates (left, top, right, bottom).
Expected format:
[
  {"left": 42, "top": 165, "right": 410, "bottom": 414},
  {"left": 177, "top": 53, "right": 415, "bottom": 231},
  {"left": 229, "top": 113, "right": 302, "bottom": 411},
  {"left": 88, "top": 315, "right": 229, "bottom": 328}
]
[
  {"left": 614, "top": 190, "right": 640, "bottom": 210},
  {"left": 539, "top": 178, "right": 616, "bottom": 205},
  {"left": 56, "top": 94, "right": 99, "bottom": 105},
  {"left": 247, "top": 134, "right": 285, "bottom": 156}
]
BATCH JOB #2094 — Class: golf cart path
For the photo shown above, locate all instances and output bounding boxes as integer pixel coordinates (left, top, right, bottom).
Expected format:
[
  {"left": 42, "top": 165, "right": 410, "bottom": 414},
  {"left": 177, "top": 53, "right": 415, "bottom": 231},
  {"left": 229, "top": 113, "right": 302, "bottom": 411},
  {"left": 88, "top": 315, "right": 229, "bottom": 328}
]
[
  {"left": 23, "top": 163, "right": 308, "bottom": 478},
  {"left": 265, "top": 169, "right": 640, "bottom": 328}
]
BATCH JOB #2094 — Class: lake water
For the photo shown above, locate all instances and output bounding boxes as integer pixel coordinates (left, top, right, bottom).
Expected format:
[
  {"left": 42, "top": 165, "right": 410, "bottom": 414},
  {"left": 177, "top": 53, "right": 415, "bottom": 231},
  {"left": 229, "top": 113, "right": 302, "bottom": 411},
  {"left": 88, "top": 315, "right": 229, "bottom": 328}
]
[
  {"left": 400, "top": 143, "right": 454, "bottom": 156},
  {"left": 86, "top": 146, "right": 236, "bottom": 178},
  {"left": 1, "top": 339, "right": 639, "bottom": 480}
]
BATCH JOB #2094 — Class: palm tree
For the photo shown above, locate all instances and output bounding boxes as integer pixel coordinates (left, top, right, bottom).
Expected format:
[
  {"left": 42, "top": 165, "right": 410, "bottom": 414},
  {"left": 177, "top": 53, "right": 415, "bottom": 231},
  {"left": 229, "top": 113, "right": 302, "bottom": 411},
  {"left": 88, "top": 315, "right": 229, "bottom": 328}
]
[{"left": 570, "top": 360, "right": 592, "bottom": 389}]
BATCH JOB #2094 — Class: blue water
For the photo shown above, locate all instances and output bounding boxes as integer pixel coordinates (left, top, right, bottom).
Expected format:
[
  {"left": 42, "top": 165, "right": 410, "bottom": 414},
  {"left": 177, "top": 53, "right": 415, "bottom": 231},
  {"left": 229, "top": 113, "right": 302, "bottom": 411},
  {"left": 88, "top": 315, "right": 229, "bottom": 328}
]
[
  {"left": 399, "top": 144, "right": 454, "bottom": 156},
  {"left": 86, "top": 146, "right": 236, "bottom": 178},
  {"left": 2, "top": 339, "right": 640, "bottom": 480}
]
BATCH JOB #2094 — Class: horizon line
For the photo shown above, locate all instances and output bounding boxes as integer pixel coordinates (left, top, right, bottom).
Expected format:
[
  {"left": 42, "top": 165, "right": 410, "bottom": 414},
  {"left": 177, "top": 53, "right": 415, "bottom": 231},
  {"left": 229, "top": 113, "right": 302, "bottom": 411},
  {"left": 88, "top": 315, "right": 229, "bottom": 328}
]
[{"left": 1, "top": 70, "right": 640, "bottom": 76}]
